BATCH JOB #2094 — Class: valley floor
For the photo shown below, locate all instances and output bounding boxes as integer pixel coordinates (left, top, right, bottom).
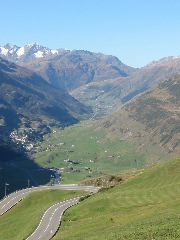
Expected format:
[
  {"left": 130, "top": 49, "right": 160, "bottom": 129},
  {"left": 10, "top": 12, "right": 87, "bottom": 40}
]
[{"left": 35, "top": 120, "right": 170, "bottom": 184}]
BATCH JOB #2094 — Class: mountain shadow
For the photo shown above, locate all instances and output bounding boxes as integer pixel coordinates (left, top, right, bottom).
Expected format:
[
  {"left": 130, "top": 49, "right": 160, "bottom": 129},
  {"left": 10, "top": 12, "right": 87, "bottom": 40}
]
[{"left": 0, "top": 142, "right": 52, "bottom": 199}]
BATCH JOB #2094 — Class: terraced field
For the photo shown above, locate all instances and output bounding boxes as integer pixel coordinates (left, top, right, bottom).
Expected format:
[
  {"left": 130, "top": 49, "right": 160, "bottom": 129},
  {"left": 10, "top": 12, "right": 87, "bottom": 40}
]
[{"left": 54, "top": 158, "right": 180, "bottom": 240}]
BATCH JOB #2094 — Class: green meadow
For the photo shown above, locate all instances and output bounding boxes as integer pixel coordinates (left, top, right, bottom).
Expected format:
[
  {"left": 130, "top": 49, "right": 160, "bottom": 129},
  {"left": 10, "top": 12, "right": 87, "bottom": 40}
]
[
  {"left": 35, "top": 121, "right": 162, "bottom": 183},
  {"left": 54, "top": 158, "right": 180, "bottom": 240}
]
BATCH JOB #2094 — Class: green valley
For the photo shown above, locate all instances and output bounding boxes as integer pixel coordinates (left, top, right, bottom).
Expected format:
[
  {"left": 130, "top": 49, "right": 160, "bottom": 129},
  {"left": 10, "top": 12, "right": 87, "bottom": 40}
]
[
  {"left": 35, "top": 120, "right": 167, "bottom": 183},
  {"left": 35, "top": 76, "right": 180, "bottom": 183}
]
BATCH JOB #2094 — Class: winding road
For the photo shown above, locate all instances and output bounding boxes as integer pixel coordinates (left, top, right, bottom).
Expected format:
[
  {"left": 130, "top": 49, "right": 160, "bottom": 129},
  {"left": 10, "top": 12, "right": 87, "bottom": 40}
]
[
  {"left": 26, "top": 197, "right": 81, "bottom": 240},
  {"left": 0, "top": 184, "right": 99, "bottom": 216},
  {"left": 0, "top": 184, "right": 99, "bottom": 239}
]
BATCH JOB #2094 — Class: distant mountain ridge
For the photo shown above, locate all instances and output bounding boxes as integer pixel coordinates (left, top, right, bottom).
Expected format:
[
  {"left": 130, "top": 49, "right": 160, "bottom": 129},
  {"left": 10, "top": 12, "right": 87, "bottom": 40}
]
[
  {"left": 72, "top": 55, "right": 180, "bottom": 117},
  {"left": 1, "top": 43, "right": 180, "bottom": 120},
  {"left": 0, "top": 43, "right": 136, "bottom": 90},
  {"left": 0, "top": 43, "right": 60, "bottom": 61}
]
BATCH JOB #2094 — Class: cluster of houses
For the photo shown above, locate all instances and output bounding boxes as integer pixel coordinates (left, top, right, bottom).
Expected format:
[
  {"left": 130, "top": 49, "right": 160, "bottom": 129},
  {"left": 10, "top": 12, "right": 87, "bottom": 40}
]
[{"left": 10, "top": 130, "right": 34, "bottom": 151}]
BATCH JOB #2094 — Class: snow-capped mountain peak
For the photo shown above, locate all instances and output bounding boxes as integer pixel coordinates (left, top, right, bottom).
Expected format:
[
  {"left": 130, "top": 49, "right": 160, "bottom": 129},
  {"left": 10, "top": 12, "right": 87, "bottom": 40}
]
[
  {"left": 0, "top": 47, "right": 9, "bottom": 56},
  {"left": 0, "top": 44, "right": 19, "bottom": 56},
  {"left": 0, "top": 43, "right": 60, "bottom": 61},
  {"left": 16, "top": 47, "right": 25, "bottom": 57},
  {"left": 34, "top": 50, "right": 44, "bottom": 58}
]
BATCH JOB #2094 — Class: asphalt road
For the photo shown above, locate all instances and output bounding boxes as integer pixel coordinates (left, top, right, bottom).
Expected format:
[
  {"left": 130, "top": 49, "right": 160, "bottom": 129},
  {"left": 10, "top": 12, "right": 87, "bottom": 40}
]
[
  {"left": 26, "top": 197, "right": 81, "bottom": 240},
  {"left": 0, "top": 184, "right": 99, "bottom": 216}
]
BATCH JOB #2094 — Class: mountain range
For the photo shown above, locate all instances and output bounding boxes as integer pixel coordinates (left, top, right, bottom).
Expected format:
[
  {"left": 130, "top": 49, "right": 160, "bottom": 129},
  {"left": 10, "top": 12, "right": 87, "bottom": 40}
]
[
  {"left": 1, "top": 43, "right": 180, "bottom": 140},
  {"left": 0, "top": 43, "right": 59, "bottom": 61},
  {"left": 0, "top": 43, "right": 135, "bottom": 90},
  {"left": 1, "top": 43, "right": 180, "bottom": 148},
  {"left": 72, "top": 55, "right": 180, "bottom": 116},
  {"left": 1, "top": 43, "right": 180, "bottom": 119}
]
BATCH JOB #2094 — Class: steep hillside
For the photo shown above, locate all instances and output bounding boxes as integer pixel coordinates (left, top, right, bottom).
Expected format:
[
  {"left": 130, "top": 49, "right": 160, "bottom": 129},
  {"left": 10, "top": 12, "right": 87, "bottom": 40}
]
[
  {"left": 119, "top": 56, "right": 180, "bottom": 103},
  {"left": 100, "top": 75, "right": 180, "bottom": 155},
  {"left": 0, "top": 142, "right": 52, "bottom": 199},
  {"left": 25, "top": 50, "right": 134, "bottom": 90},
  {"left": 0, "top": 57, "right": 91, "bottom": 150}
]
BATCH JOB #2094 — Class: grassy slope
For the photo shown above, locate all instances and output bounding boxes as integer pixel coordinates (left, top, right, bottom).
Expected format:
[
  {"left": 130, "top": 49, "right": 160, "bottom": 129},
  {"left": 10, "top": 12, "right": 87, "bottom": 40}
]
[
  {"left": 0, "top": 189, "right": 83, "bottom": 240},
  {"left": 54, "top": 158, "right": 180, "bottom": 240},
  {"left": 35, "top": 120, "right": 165, "bottom": 183}
]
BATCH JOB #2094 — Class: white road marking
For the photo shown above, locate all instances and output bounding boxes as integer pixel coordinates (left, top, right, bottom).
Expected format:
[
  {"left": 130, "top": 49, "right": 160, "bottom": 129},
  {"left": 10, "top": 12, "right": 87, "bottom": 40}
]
[
  {"left": 44, "top": 207, "right": 59, "bottom": 232},
  {"left": 0, "top": 184, "right": 99, "bottom": 217},
  {"left": 1, "top": 192, "right": 26, "bottom": 209},
  {"left": 26, "top": 197, "right": 81, "bottom": 240}
]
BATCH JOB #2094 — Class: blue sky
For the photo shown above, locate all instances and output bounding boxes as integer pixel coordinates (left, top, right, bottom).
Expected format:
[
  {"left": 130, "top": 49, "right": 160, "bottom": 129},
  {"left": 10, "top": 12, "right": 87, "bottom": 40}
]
[{"left": 0, "top": 0, "right": 180, "bottom": 67}]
